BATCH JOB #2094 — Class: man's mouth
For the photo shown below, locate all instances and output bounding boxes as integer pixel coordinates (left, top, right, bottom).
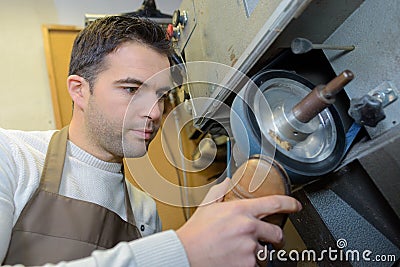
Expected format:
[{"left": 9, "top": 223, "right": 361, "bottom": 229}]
[{"left": 131, "top": 129, "right": 153, "bottom": 140}]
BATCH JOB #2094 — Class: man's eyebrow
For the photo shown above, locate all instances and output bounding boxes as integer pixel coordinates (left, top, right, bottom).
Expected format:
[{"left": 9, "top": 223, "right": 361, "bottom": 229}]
[
  {"left": 113, "top": 78, "right": 145, "bottom": 86},
  {"left": 114, "top": 77, "right": 171, "bottom": 93}
]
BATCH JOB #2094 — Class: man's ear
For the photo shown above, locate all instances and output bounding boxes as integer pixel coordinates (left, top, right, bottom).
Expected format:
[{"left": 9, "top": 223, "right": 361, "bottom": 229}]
[{"left": 67, "top": 75, "right": 89, "bottom": 110}]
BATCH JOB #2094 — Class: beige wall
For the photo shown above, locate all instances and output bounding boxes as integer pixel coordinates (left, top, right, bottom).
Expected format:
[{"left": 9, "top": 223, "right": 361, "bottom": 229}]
[
  {"left": 0, "top": 0, "right": 58, "bottom": 130},
  {"left": 0, "top": 0, "right": 182, "bottom": 130}
]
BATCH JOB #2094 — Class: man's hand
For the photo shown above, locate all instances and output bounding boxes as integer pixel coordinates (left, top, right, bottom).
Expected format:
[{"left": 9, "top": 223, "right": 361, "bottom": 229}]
[{"left": 176, "top": 178, "right": 302, "bottom": 267}]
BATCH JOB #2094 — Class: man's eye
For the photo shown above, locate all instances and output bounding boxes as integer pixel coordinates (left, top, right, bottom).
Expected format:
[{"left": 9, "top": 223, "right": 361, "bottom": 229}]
[{"left": 124, "top": 87, "right": 139, "bottom": 94}]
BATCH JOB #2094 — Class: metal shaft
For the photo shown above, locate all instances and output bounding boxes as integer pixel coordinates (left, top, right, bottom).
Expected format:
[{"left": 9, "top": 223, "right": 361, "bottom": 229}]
[
  {"left": 312, "top": 44, "right": 355, "bottom": 51},
  {"left": 292, "top": 70, "right": 354, "bottom": 123}
]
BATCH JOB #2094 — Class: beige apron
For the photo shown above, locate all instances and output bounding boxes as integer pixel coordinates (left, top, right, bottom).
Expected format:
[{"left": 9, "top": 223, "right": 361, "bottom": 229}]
[{"left": 3, "top": 127, "right": 142, "bottom": 265}]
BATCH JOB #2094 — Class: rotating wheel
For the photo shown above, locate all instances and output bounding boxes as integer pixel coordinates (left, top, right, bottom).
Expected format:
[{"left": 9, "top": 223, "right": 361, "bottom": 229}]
[{"left": 230, "top": 70, "right": 347, "bottom": 184}]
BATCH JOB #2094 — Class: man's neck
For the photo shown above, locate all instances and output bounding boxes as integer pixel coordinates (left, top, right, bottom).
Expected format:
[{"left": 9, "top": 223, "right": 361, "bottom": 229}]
[{"left": 68, "top": 120, "right": 123, "bottom": 163}]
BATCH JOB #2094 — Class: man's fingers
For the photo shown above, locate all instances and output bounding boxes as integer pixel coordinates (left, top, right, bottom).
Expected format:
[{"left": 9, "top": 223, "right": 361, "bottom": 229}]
[
  {"left": 200, "top": 178, "right": 231, "bottom": 205},
  {"left": 254, "top": 220, "right": 285, "bottom": 247},
  {"left": 241, "top": 195, "right": 302, "bottom": 218}
]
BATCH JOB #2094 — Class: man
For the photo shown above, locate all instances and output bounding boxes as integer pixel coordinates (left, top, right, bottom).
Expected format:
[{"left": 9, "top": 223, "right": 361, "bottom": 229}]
[{"left": 0, "top": 16, "right": 301, "bottom": 266}]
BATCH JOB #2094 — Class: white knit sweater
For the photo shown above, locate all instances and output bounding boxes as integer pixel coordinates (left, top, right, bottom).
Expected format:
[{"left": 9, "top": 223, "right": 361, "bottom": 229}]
[{"left": 0, "top": 128, "right": 189, "bottom": 267}]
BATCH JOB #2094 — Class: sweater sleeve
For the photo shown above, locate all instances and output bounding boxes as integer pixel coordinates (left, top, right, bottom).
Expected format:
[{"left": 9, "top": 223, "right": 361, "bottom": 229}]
[
  {"left": 2, "top": 230, "right": 189, "bottom": 267},
  {"left": 0, "top": 132, "right": 18, "bottom": 263}
]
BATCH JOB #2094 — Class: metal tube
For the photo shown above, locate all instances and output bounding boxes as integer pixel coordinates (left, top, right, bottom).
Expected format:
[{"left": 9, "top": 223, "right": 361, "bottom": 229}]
[
  {"left": 292, "top": 70, "right": 354, "bottom": 123},
  {"left": 312, "top": 44, "right": 355, "bottom": 51},
  {"left": 321, "top": 70, "right": 354, "bottom": 99}
]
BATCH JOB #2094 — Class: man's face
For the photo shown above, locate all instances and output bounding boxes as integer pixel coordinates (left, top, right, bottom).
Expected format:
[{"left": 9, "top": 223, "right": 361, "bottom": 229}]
[{"left": 84, "top": 42, "right": 171, "bottom": 161}]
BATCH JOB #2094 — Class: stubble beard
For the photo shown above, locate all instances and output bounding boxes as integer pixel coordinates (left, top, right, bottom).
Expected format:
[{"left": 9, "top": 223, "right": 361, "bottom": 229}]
[{"left": 85, "top": 98, "right": 124, "bottom": 160}]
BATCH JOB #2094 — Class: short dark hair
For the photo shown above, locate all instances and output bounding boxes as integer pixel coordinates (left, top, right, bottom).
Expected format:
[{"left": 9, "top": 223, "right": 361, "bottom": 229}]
[{"left": 69, "top": 15, "right": 172, "bottom": 91}]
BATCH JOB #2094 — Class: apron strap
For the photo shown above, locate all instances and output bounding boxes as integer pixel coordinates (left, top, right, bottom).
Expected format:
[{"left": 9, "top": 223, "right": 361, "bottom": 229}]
[
  {"left": 39, "top": 126, "right": 69, "bottom": 193},
  {"left": 121, "top": 165, "right": 136, "bottom": 225}
]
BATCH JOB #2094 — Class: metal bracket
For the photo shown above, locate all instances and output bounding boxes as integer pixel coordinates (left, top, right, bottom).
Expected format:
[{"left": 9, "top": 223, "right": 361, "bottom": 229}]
[{"left": 369, "top": 81, "right": 398, "bottom": 108}]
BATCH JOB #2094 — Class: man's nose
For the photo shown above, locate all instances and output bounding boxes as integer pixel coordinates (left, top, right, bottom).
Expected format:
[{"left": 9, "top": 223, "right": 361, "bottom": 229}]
[{"left": 143, "top": 98, "right": 162, "bottom": 121}]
